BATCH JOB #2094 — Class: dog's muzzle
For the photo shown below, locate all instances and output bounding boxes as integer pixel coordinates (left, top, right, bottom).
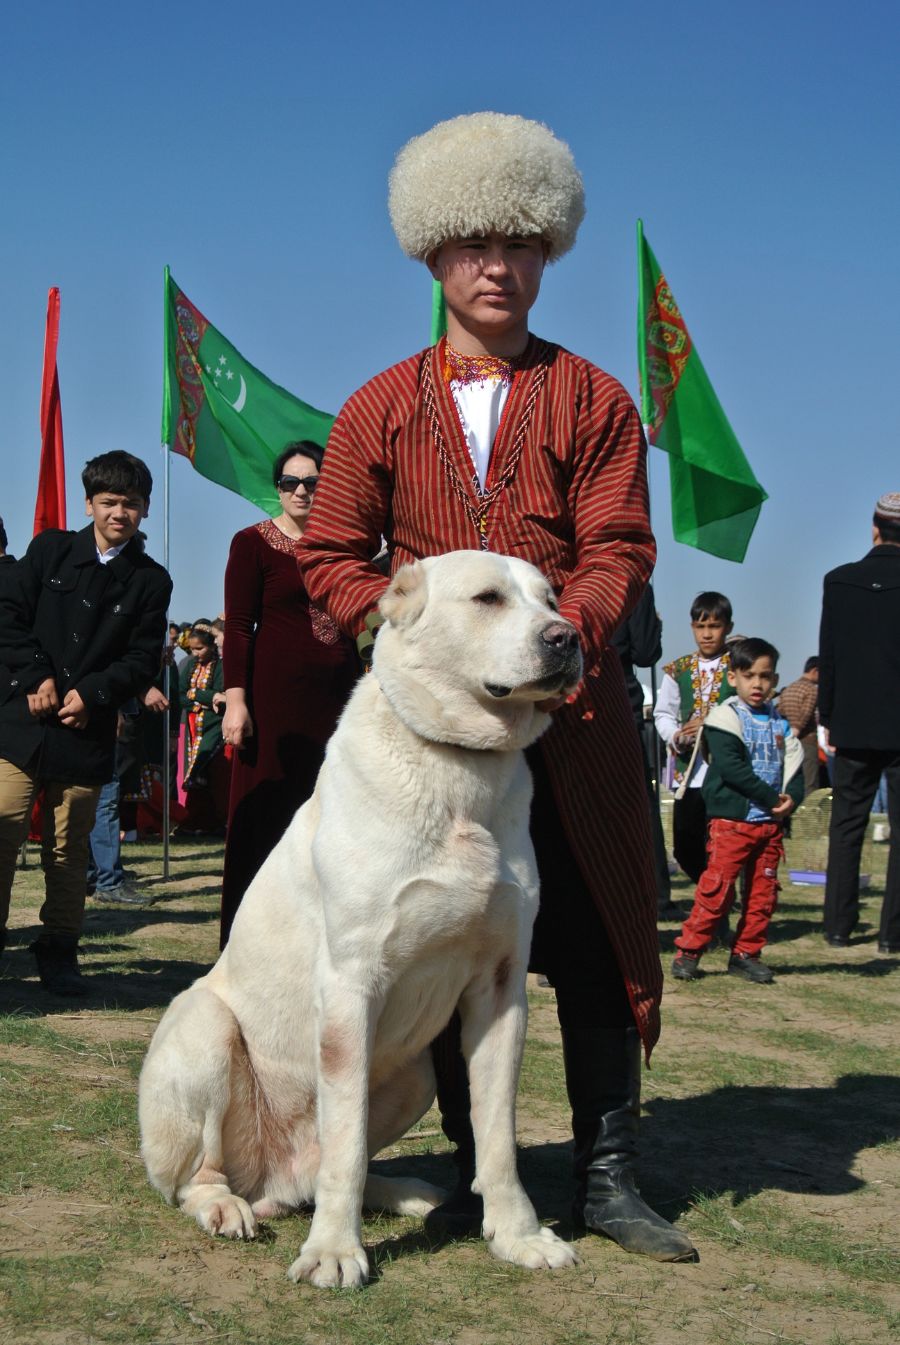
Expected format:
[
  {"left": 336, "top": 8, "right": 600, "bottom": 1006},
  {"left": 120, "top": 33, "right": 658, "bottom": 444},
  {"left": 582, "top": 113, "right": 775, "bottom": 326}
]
[{"left": 484, "top": 620, "right": 582, "bottom": 699}]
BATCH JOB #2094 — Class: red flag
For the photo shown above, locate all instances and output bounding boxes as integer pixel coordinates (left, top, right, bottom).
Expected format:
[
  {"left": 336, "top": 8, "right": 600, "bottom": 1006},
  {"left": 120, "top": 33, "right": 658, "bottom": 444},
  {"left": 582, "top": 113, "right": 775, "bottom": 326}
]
[{"left": 34, "top": 286, "right": 66, "bottom": 535}]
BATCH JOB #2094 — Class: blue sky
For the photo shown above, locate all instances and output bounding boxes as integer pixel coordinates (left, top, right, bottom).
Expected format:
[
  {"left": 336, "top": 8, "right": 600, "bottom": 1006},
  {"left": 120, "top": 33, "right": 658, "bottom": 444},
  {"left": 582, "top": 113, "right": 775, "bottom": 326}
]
[{"left": 2, "top": 1, "right": 897, "bottom": 681}]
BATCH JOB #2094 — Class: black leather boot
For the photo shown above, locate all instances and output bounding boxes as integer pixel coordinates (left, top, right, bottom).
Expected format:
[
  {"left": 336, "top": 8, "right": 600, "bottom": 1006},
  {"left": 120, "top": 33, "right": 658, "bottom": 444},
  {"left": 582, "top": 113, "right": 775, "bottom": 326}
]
[
  {"left": 423, "top": 1013, "right": 483, "bottom": 1238},
  {"left": 31, "top": 933, "right": 89, "bottom": 997},
  {"left": 560, "top": 1019, "right": 695, "bottom": 1262}
]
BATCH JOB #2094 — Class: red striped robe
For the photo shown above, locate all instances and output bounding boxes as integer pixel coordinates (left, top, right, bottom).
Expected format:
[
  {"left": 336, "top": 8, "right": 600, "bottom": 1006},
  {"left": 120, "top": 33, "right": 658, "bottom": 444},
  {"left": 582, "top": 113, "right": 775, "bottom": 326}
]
[{"left": 299, "top": 335, "right": 663, "bottom": 1053}]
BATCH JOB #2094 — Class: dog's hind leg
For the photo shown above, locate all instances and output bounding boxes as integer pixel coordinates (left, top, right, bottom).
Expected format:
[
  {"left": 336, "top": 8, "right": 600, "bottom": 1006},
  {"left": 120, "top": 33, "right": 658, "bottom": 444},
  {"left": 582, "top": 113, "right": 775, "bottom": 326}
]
[
  {"left": 363, "top": 1052, "right": 447, "bottom": 1217},
  {"left": 139, "top": 985, "right": 258, "bottom": 1240}
]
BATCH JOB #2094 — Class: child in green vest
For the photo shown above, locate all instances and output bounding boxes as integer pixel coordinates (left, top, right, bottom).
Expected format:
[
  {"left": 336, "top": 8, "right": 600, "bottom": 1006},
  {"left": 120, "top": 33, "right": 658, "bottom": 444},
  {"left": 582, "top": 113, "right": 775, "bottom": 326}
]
[{"left": 653, "top": 592, "right": 733, "bottom": 883}]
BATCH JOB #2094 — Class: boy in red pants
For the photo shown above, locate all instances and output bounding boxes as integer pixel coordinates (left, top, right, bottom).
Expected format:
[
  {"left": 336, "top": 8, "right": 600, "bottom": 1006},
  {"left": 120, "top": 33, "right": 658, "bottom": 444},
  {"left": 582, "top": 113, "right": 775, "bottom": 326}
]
[{"left": 672, "top": 638, "right": 805, "bottom": 984}]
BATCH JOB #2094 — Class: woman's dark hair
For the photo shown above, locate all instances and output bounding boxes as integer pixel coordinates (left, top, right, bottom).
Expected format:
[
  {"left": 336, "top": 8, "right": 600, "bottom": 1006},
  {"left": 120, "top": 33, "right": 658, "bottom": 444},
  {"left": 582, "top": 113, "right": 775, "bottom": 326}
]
[
  {"left": 690, "top": 591, "right": 732, "bottom": 623},
  {"left": 272, "top": 440, "right": 324, "bottom": 486},
  {"left": 0, "top": 517, "right": 7, "bottom": 552},
  {"left": 730, "top": 637, "right": 779, "bottom": 671},
  {"left": 82, "top": 451, "right": 153, "bottom": 502},
  {"left": 188, "top": 623, "right": 217, "bottom": 651}
]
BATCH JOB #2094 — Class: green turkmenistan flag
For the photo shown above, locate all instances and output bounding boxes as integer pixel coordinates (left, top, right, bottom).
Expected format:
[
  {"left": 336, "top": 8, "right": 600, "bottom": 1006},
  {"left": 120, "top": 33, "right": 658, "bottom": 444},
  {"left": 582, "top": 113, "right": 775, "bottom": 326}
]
[
  {"left": 161, "top": 268, "right": 334, "bottom": 515},
  {"left": 636, "top": 222, "right": 767, "bottom": 562}
]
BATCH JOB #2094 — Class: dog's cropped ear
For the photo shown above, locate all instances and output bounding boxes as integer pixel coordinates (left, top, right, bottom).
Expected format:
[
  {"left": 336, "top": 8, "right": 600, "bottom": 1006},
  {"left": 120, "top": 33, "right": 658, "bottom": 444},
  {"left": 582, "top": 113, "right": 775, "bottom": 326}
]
[{"left": 379, "top": 562, "right": 428, "bottom": 629}]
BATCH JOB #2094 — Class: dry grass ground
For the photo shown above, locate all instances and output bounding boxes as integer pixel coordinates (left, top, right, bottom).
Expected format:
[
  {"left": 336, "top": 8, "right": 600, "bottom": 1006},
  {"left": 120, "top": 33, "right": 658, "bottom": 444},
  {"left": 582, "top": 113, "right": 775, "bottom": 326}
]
[{"left": 1, "top": 804, "right": 898, "bottom": 1345}]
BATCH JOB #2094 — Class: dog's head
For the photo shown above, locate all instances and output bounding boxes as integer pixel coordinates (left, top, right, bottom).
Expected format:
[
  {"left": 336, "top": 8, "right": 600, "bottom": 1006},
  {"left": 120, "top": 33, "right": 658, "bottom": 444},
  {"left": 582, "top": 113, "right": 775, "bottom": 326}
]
[{"left": 373, "top": 551, "right": 583, "bottom": 751}]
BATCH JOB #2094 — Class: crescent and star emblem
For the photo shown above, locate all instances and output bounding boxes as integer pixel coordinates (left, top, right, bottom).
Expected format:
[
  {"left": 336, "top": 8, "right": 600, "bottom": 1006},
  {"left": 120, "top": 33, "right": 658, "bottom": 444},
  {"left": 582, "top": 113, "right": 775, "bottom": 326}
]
[{"left": 205, "top": 353, "right": 247, "bottom": 414}]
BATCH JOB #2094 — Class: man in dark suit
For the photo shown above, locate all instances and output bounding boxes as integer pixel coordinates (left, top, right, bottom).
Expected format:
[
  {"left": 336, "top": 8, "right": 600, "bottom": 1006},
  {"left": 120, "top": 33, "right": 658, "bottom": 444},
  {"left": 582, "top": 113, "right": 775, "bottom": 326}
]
[
  {"left": 820, "top": 493, "right": 900, "bottom": 952},
  {"left": 0, "top": 452, "right": 172, "bottom": 993}
]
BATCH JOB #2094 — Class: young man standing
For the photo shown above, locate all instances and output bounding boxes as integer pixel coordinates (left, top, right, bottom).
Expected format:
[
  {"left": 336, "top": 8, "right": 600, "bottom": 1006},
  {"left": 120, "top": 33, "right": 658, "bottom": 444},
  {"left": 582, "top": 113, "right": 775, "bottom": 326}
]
[
  {"left": 0, "top": 452, "right": 172, "bottom": 993},
  {"left": 820, "top": 494, "right": 900, "bottom": 952},
  {"left": 299, "top": 113, "right": 694, "bottom": 1260}
]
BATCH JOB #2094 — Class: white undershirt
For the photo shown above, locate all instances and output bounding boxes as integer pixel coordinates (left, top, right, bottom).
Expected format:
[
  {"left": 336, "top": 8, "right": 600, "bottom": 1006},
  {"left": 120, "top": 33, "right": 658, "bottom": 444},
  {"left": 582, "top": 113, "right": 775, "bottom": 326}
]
[
  {"left": 450, "top": 378, "right": 511, "bottom": 490},
  {"left": 96, "top": 541, "right": 127, "bottom": 565}
]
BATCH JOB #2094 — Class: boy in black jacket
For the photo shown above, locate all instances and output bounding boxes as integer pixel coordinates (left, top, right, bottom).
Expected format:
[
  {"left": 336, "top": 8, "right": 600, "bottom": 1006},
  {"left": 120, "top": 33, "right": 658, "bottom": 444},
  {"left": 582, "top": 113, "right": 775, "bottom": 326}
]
[
  {"left": 672, "top": 638, "right": 805, "bottom": 985},
  {"left": 0, "top": 452, "right": 172, "bottom": 994}
]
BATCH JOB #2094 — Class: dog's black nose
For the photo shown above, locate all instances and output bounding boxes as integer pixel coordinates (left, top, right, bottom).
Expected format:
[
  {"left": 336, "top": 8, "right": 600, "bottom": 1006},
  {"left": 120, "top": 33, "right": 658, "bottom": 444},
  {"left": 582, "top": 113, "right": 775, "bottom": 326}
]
[{"left": 540, "top": 621, "right": 578, "bottom": 652}]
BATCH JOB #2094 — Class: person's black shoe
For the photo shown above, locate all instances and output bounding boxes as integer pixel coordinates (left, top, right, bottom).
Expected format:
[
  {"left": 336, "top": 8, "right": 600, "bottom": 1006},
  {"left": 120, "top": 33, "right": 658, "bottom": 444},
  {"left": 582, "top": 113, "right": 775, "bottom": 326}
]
[
  {"left": 31, "top": 935, "right": 90, "bottom": 996},
  {"left": 877, "top": 941, "right": 900, "bottom": 954},
  {"left": 824, "top": 933, "right": 851, "bottom": 948},
  {"left": 92, "top": 880, "right": 152, "bottom": 907},
  {"left": 728, "top": 952, "right": 775, "bottom": 984},
  {"left": 563, "top": 1023, "right": 697, "bottom": 1263},
  {"left": 672, "top": 951, "right": 702, "bottom": 981},
  {"left": 657, "top": 900, "right": 684, "bottom": 922},
  {"left": 574, "top": 1164, "right": 697, "bottom": 1262}
]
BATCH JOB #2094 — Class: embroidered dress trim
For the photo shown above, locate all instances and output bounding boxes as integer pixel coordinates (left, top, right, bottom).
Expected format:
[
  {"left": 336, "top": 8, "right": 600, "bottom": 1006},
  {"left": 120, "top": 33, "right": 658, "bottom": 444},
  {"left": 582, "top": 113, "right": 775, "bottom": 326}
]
[
  {"left": 422, "top": 344, "right": 548, "bottom": 549},
  {"left": 255, "top": 520, "right": 342, "bottom": 645},
  {"left": 256, "top": 518, "right": 297, "bottom": 556},
  {"left": 185, "top": 660, "right": 214, "bottom": 780}
]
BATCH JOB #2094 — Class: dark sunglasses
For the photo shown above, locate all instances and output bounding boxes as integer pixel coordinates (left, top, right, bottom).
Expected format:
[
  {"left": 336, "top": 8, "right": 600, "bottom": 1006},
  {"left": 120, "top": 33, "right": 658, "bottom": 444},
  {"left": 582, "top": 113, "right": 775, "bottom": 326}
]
[{"left": 277, "top": 475, "right": 318, "bottom": 493}]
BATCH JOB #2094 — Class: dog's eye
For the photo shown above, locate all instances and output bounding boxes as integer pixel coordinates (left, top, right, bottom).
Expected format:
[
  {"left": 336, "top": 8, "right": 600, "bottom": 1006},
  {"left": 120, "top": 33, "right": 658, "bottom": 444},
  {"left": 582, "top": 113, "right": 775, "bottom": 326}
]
[
  {"left": 473, "top": 590, "right": 503, "bottom": 606},
  {"left": 546, "top": 594, "right": 559, "bottom": 611}
]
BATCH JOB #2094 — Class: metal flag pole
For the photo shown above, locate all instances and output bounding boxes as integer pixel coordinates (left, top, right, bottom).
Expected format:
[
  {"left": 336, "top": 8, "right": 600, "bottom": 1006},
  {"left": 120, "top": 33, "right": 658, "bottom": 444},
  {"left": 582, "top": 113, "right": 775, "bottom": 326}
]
[
  {"left": 161, "top": 266, "right": 173, "bottom": 879},
  {"left": 161, "top": 437, "right": 171, "bottom": 880},
  {"left": 636, "top": 219, "right": 663, "bottom": 802}
]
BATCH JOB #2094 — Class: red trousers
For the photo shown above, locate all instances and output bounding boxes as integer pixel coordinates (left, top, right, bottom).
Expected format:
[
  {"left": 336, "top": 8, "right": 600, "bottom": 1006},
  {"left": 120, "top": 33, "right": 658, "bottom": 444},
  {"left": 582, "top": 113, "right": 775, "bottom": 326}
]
[{"left": 676, "top": 818, "right": 784, "bottom": 958}]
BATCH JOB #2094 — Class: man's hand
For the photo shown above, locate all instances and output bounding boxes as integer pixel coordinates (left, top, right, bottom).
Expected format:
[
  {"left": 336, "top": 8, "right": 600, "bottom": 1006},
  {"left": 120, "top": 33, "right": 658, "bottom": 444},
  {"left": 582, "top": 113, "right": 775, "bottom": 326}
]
[
  {"left": 58, "top": 689, "right": 90, "bottom": 730},
  {"left": 26, "top": 677, "right": 59, "bottom": 719},
  {"left": 771, "top": 793, "right": 795, "bottom": 821},
  {"left": 141, "top": 685, "right": 169, "bottom": 713}
]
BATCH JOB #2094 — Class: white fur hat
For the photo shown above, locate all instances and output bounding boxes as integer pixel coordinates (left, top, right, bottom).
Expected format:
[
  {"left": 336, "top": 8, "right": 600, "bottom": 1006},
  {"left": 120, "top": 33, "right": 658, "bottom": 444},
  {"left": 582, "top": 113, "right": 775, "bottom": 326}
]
[{"left": 388, "top": 112, "right": 585, "bottom": 263}]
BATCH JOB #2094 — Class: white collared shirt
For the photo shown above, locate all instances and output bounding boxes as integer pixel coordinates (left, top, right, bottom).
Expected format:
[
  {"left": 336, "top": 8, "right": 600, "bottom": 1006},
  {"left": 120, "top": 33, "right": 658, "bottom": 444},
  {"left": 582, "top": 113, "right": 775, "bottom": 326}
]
[
  {"left": 450, "top": 379, "right": 511, "bottom": 490},
  {"left": 96, "top": 541, "right": 128, "bottom": 566}
]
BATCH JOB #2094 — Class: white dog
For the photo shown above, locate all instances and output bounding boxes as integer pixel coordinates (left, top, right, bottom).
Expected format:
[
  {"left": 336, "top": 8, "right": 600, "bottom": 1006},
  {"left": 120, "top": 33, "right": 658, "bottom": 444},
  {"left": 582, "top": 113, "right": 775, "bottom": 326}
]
[{"left": 139, "top": 550, "right": 582, "bottom": 1288}]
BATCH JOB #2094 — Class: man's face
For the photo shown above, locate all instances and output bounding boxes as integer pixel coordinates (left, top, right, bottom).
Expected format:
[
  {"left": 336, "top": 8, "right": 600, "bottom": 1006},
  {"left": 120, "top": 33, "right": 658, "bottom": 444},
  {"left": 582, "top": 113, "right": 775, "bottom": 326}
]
[
  {"left": 728, "top": 656, "right": 778, "bottom": 708},
  {"left": 691, "top": 615, "right": 732, "bottom": 658},
  {"left": 427, "top": 232, "right": 547, "bottom": 345},
  {"left": 86, "top": 492, "right": 147, "bottom": 552}
]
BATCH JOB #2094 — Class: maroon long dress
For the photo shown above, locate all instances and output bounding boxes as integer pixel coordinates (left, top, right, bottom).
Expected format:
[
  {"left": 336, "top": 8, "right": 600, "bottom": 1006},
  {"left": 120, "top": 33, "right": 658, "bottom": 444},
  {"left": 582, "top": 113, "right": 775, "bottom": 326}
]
[{"left": 220, "top": 520, "right": 359, "bottom": 945}]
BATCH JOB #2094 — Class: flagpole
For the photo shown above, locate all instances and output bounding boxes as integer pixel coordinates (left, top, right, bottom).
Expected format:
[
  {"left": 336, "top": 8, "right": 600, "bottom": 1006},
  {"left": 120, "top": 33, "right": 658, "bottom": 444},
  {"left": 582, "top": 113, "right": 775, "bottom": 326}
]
[
  {"left": 161, "top": 266, "right": 172, "bottom": 880},
  {"left": 636, "top": 219, "right": 663, "bottom": 803}
]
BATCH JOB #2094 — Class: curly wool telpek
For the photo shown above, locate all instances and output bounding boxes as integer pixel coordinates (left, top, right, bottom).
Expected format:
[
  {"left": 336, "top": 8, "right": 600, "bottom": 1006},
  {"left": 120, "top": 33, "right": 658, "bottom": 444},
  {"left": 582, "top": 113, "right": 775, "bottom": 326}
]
[{"left": 388, "top": 112, "right": 586, "bottom": 263}]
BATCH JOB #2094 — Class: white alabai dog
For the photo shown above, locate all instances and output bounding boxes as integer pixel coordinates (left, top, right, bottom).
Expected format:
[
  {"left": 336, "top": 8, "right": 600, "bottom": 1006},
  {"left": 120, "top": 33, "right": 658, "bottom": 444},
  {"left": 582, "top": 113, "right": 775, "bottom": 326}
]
[{"left": 139, "top": 550, "right": 582, "bottom": 1288}]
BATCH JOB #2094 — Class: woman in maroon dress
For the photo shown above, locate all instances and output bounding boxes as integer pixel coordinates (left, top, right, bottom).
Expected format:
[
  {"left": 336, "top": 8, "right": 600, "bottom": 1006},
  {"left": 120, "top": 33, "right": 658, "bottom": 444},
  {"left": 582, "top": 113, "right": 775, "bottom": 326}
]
[{"left": 219, "top": 442, "right": 358, "bottom": 946}]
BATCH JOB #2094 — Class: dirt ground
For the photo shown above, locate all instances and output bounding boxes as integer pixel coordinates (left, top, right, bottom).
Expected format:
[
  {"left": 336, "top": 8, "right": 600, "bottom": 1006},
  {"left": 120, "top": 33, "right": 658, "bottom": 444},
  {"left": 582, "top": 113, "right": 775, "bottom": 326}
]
[{"left": 1, "top": 839, "right": 898, "bottom": 1344}]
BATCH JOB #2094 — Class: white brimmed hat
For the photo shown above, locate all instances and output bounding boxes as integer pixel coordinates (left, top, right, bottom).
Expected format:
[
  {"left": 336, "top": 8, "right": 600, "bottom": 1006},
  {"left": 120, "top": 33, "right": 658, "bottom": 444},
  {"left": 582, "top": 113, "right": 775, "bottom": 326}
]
[{"left": 388, "top": 112, "right": 585, "bottom": 263}]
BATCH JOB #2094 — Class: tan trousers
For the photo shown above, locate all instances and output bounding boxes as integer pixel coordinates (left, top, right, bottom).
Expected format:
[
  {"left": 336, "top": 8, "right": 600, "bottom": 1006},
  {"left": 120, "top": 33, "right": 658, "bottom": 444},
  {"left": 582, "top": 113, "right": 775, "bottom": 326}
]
[{"left": 0, "top": 757, "right": 100, "bottom": 938}]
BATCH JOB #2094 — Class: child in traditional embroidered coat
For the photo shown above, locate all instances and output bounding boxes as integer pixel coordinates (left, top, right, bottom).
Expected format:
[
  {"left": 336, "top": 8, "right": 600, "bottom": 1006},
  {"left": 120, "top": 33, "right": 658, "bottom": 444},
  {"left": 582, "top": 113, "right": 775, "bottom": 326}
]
[
  {"left": 654, "top": 592, "right": 734, "bottom": 883},
  {"left": 672, "top": 638, "right": 805, "bottom": 984}
]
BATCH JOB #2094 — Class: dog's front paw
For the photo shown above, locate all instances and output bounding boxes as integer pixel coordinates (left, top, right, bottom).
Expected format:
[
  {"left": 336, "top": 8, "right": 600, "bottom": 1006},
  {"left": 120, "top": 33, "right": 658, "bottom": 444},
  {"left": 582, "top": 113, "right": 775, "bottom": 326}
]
[
  {"left": 287, "top": 1240, "right": 369, "bottom": 1290},
  {"left": 488, "top": 1224, "right": 579, "bottom": 1270},
  {"left": 195, "top": 1193, "right": 258, "bottom": 1240}
]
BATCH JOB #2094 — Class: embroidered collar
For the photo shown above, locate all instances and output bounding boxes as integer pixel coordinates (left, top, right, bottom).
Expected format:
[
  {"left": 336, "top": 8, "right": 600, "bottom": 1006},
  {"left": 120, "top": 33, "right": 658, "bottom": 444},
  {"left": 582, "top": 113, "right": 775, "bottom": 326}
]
[{"left": 443, "top": 343, "right": 515, "bottom": 389}]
